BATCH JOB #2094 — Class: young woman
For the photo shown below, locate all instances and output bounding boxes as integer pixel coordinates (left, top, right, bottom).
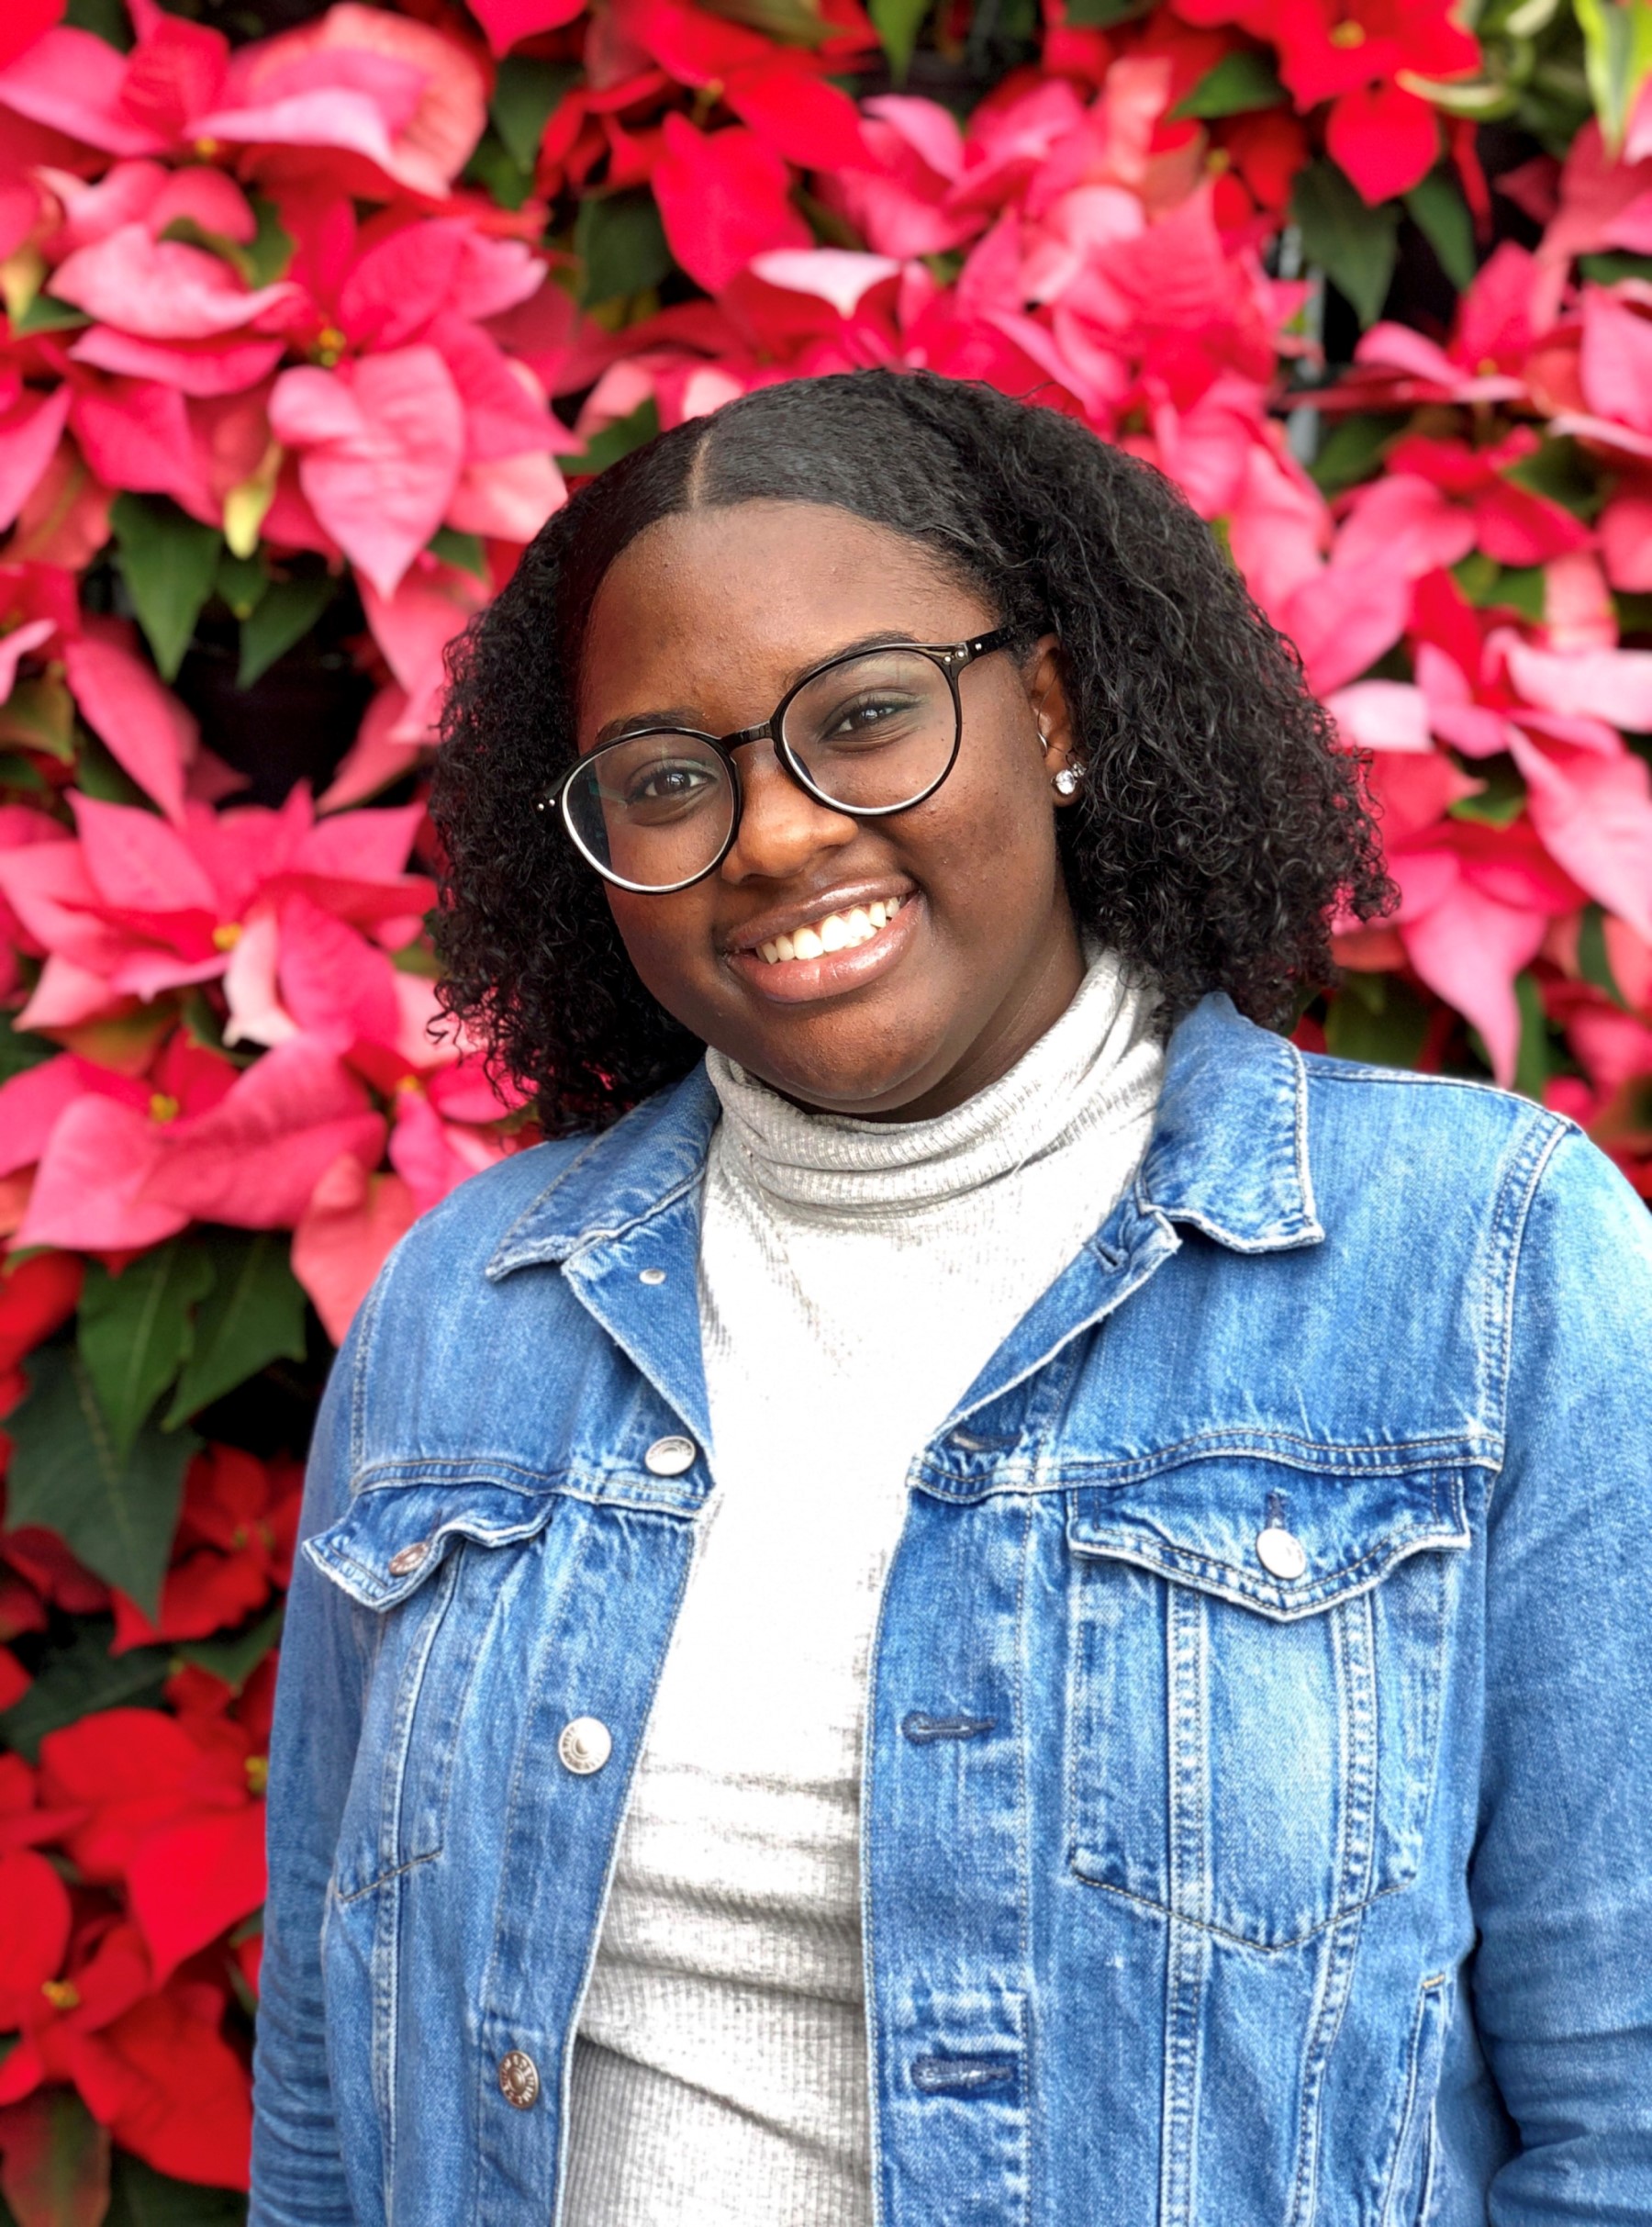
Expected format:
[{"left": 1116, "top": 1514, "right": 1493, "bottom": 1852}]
[{"left": 251, "top": 371, "right": 1652, "bottom": 2227}]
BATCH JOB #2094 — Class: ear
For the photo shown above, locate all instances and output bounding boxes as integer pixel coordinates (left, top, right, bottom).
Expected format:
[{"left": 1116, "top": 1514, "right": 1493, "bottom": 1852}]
[{"left": 1023, "top": 634, "right": 1083, "bottom": 806}]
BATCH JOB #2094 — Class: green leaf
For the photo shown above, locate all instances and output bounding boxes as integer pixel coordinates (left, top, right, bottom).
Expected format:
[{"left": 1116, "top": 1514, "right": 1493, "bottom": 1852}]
[
  {"left": 490, "top": 55, "right": 578, "bottom": 168},
  {"left": 163, "top": 1231, "right": 308, "bottom": 1428},
  {"left": 238, "top": 574, "right": 335, "bottom": 688},
  {"left": 564, "top": 397, "right": 662, "bottom": 476},
  {"left": 1063, "top": 0, "right": 1152, "bottom": 24},
  {"left": 0, "top": 752, "right": 48, "bottom": 792},
  {"left": 1452, "top": 552, "right": 1546, "bottom": 620},
  {"left": 78, "top": 1239, "right": 215, "bottom": 1462},
  {"left": 464, "top": 134, "right": 533, "bottom": 212},
  {"left": 1169, "top": 47, "right": 1286, "bottom": 118},
  {"left": 5, "top": 1347, "right": 197, "bottom": 1617},
  {"left": 0, "top": 1017, "right": 55, "bottom": 1087},
  {"left": 176, "top": 1603, "right": 285, "bottom": 1694},
  {"left": 1307, "top": 411, "right": 1401, "bottom": 496},
  {"left": 63, "top": 0, "right": 132, "bottom": 49},
  {"left": 1289, "top": 159, "right": 1400, "bottom": 329},
  {"left": 110, "top": 496, "right": 222, "bottom": 682},
  {"left": 0, "top": 1619, "right": 169, "bottom": 1763},
  {"left": 1512, "top": 968, "right": 1557, "bottom": 1099},
  {"left": 1324, "top": 971, "right": 1432, "bottom": 1069},
  {"left": 1574, "top": 0, "right": 1652, "bottom": 151},
  {"left": 0, "top": 672, "right": 78, "bottom": 761},
  {"left": 428, "top": 525, "right": 489, "bottom": 580},
  {"left": 217, "top": 552, "right": 267, "bottom": 621},
  {"left": 1579, "top": 248, "right": 1652, "bottom": 282},
  {"left": 698, "top": 0, "right": 833, "bottom": 41},
  {"left": 1449, "top": 753, "right": 1528, "bottom": 824},
  {"left": 1579, "top": 901, "right": 1630, "bottom": 1005},
  {"left": 244, "top": 196, "right": 296, "bottom": 288},
  {"left": 575, "top": 193, "right": 675, "bottom": 307},
  {"left": 72, "top": 736, "right": 145, "bottom": 807},
  {"left": 106, "top": 2155, "right": 247, "bottom": 2227},
  {"left": 1503, "top": 434, "right": 1604, "bottom": 519},
  {"left": 14, "top": 293, "right": 92, "bottom": 335},
  {"left": 1403, "top": 169, "right": 1476, "bottom": 290},
  {"left": 0, "top": 2087, "right": 110, "bottom": 2227},
  {"left": 870, "top": 0, "right": 932, "bottom": 79}
]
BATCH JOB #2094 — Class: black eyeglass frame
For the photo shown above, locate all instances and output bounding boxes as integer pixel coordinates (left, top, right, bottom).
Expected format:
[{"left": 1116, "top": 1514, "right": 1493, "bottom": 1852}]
[{"left": 548, "top": 627, "right": 1018, "bottom": 895}]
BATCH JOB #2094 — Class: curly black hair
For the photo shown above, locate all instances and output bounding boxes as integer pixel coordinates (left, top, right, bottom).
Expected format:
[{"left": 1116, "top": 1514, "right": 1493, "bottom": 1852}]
[{"left": 431, "top": 369, "right": 1393, "bottom": 1134}]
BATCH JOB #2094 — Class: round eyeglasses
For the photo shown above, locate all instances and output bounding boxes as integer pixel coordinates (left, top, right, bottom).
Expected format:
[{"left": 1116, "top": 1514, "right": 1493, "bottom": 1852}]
[{"left": 547, "top": 629, "right": 1015, "bottom": 894}]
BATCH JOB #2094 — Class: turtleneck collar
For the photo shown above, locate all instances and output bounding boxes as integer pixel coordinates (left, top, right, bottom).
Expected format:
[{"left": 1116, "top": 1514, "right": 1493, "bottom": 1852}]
[{"left": 704, "top": 947, "right": 1164, "bottom": 1225}]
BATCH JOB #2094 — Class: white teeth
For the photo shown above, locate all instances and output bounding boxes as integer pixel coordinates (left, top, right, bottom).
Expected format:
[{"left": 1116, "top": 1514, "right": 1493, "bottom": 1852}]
[{"left": 751, "top": 895, "right": 908, "bottom": 964}]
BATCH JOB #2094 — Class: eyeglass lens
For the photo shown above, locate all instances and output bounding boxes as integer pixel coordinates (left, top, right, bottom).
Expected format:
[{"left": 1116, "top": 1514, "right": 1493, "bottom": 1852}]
[{"left": 562, "top": 649, "right": 958, "bottom": 890}]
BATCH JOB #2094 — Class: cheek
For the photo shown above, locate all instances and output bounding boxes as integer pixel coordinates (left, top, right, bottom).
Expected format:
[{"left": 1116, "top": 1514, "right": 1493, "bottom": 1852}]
[{"left": 607, "top": 890, "right": 724, "bottom": 1016}]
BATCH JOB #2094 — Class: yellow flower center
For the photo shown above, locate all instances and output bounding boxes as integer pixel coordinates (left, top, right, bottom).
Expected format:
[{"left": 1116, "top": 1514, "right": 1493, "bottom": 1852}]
[
  {"left": 149, "top": 1092, "right": 181, "bottom": 1124},
  {"left": 41, "top": 1980, "right": 80, "bottom": 2010},
  {"left": 246, "top": 1756, "right": 270, "bottom": 1795},
  {"left": 212, "top": 922, "right": 242, "bottom": 952},
  {"left": 1330, "top": 18, "right": 1367, "bottom": 41},
  {"left": 395, "top": 1072, "right": 424, "bottom": 1095},
  {"left": 316, "top": 326, "right": 347, "bottom": 366},
  {"left": 1206, "top": 147, "right": 1232, "bottom": 173},
  {"left": 194, "top": 137, "right": 222, "bottom": 160}
]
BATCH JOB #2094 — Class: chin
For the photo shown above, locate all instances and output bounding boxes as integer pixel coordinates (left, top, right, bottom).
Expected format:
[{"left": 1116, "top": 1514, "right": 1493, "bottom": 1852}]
[{"left": 733, "top": 1024, "right": 952, "bottom": 1117}]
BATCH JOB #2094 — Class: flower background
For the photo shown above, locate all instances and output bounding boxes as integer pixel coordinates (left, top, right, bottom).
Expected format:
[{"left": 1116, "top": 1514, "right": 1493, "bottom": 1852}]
[{"left": 0, "top": 0, "right": 1648, "bottom": 2208}]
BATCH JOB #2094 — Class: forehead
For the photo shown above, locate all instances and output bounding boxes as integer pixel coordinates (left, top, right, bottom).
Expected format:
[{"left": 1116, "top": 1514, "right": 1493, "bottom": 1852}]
[{"left": 576, "top": 500, "right": 993, "bottom": 737}]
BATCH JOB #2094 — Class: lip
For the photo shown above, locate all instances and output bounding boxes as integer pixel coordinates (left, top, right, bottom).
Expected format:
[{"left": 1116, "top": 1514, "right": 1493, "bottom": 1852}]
[
  {"left": 723, "top": 889, "right": 921, "bottom": 1005},
  {"left": 721, "top": 878, "right": 917, "bottom": 956}
]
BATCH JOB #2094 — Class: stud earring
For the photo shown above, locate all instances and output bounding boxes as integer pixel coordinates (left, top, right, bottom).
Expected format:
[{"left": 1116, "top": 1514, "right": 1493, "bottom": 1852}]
[{"left": 1052, "top": 765, "right": 1084, "bottom": 798}]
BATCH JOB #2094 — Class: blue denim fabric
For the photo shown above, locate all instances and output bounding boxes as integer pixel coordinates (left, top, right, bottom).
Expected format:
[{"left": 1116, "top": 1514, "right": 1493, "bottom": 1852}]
[{"left": 251, "top": 994, "right": 1652, "bottom": 2226}]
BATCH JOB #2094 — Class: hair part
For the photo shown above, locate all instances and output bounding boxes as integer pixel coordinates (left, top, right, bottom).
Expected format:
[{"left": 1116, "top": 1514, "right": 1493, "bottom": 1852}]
[{"left": 430, "top": 369, "right": 1394, "bottom": 1134}]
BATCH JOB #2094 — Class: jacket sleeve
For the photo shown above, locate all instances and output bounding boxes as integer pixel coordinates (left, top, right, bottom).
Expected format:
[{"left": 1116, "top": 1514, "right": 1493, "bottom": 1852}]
[
  {"left": 251, "top": 1300, "right": 376, "bottom": 2227},
  {"left": 1473, "top": 1124, "right": 1652, "bottom": 2217}
]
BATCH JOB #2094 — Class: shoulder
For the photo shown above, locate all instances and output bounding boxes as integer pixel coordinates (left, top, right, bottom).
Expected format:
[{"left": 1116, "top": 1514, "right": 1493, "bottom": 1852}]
[
  {"left": 343, "top": 1132, "right": 597, "bottom": 1382},
  {"left": 1299, "top": 1050, "right": 1573, "bottom": 1224},
  {"left": 1300, "top": 1046, "right": 1652, "bottom": 1299}
]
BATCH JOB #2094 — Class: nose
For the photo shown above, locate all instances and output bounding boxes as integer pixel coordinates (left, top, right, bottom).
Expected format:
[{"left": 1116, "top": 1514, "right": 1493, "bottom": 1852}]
[{"left": 720, "top": 739, "right": 857, "bottom": 883}]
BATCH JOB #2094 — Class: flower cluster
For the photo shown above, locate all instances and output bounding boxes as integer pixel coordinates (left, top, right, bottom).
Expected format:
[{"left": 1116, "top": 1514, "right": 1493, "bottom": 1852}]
[{"left": 0, "top": 0, "right": 1648, "bottom": 2210}]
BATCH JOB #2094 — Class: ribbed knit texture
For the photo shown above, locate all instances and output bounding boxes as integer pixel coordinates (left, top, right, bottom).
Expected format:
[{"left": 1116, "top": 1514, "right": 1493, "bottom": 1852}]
[{"left": 564, "top": 951, "right": 1165, "bottom": 2226}]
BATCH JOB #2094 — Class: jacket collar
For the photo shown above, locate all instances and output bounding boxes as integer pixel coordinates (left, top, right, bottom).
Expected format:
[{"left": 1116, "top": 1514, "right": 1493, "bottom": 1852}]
[
  {"left": 486, "top": 990, "right": 1322, "bottom": 1281},
  {"left": 1136, "top": 992, "right": 1323, "bottom": 1251}
]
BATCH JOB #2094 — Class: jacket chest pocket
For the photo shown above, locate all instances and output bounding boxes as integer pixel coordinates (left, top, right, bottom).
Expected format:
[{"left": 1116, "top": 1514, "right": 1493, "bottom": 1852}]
[
  {"left": 1064, "top": 1460, "right": 1470, "bottom": 1953},
  {"left": 307, "top": 1480, "right": 560, "bottom": 1901}
]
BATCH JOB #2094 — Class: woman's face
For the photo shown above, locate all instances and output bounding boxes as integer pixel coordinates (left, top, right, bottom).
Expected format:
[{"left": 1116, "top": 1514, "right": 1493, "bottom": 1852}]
[{"left": 576, "top": 499, "right": 1087, "bottom": 1119}]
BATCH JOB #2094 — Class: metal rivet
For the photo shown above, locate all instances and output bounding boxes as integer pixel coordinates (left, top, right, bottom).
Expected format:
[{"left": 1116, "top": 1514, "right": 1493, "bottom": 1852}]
[
  {"left": 498, "top": 2050, "right": 540, "bottom": 2109},
  {"left": 387, "top": 1540, "right": 430, "bottom": 1577},
  {"left": 1256, "top": 1526, "right": 1308, "bottom": 1582},
  {"left": 639, "top": 1267, "right": 666, "bottom": 1286},
  {"left": 558, "top": 1717, "right": 613, "bottom": 1775},
  {"left": 643, "top": 1434, "right": 696, "bottom": 1476}
]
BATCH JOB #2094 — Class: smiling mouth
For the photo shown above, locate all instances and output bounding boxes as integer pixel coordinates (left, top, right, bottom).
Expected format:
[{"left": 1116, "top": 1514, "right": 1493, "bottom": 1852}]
[{"left": 752, "top": 895, "right": 906, "bottom": 966}]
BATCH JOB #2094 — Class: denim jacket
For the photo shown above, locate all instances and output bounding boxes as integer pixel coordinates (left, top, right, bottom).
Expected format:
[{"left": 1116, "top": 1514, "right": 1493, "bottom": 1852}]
[{"left": 251, "top": 995, "right": 1652, "bottom": 2227}]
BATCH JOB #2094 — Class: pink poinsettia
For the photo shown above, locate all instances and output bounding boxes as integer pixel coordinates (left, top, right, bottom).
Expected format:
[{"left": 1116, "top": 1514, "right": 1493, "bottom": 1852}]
[{"left": 0, "top": 2, "right": 487, "bottom": 203}]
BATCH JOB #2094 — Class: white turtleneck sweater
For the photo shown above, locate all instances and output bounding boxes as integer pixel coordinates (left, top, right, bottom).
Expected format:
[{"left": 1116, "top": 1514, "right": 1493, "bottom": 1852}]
[{"left": 564, "top": 952, "right": 1165, "bottom": 2227}]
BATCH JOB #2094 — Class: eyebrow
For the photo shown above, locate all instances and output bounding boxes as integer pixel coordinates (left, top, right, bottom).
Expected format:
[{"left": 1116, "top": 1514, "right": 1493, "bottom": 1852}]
[{"left": 589, "top": 629, "right": 926, "bottom": 749}]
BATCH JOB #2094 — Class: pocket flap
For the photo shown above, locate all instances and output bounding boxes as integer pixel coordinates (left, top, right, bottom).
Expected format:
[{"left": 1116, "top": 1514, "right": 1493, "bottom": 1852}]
[
  {"left": 1066, "top": 1460, "right": 1470, "bottom": 1621},
  {"left": 306, "top": 1480, "right": 559, "bottom": 1610}
]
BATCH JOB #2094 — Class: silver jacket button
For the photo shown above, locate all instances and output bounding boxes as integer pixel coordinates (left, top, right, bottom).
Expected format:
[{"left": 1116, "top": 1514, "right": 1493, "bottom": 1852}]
[
  {"left": 643, "top": 1434, "right": 696, "bottom": 1476},
  {"left": 1256, "top": 1526, "right": 1308, "bottom": 1582},
  {"left": 558, "top": 1717, "right": 613, "bottom": 1774},
  {"left": 639, "top": 1266, "right": 666, "bottom": 1286},
  {"left": 387, "top": 1540, "right": 430, "bottom": 1576},
  {"left": 498, "top": 2050, "right": 540, "bottom": 2109}
]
